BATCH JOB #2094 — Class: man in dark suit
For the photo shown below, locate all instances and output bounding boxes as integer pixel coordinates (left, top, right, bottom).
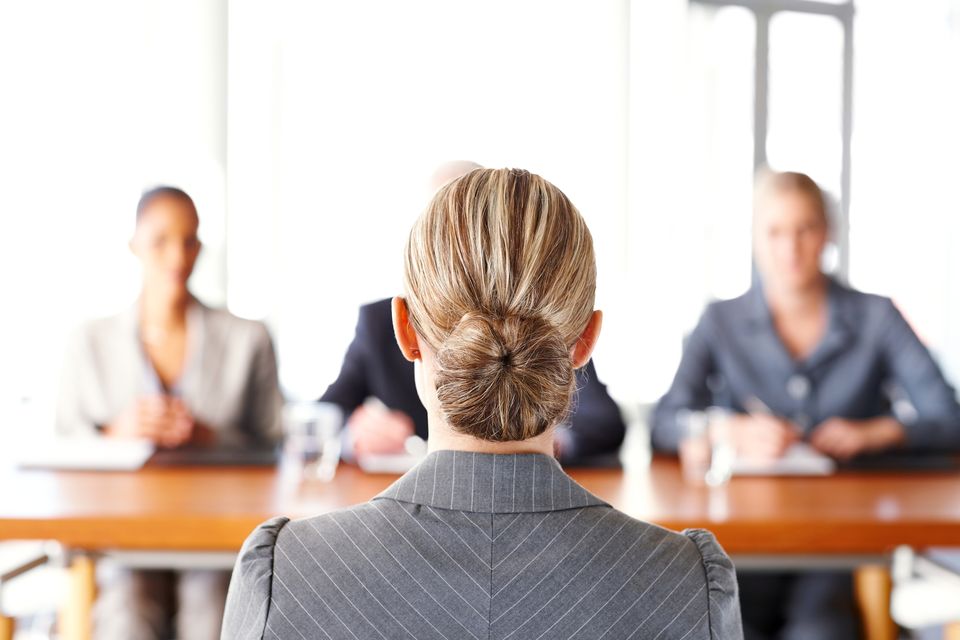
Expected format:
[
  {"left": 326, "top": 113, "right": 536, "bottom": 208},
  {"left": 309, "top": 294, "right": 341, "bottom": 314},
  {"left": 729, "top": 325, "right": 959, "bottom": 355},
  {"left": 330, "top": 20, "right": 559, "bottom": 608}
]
[{"left": 321, "top": 297, "right": 626, "bottom": 463}]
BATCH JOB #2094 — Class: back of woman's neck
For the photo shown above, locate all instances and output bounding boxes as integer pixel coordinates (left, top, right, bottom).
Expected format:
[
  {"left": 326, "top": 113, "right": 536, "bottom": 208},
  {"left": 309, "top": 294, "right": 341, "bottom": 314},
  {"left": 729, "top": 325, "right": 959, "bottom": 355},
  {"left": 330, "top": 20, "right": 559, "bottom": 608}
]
[{"left": 427, "top": 419, "right": 556, "bottom": 457}]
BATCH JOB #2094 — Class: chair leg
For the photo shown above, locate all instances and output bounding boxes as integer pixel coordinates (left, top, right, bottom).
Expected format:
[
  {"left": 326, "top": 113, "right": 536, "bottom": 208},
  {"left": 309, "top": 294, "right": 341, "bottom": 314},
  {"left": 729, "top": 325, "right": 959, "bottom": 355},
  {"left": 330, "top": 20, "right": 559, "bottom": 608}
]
[
  {"left": 854, "top": 564, "right": 898, "bottom": 640},
  {"left": 58, "top": 555, "right": 96, "bottom": 640},
  {"left": 0, "top": 615, "right": 14, "bottom": 640}
]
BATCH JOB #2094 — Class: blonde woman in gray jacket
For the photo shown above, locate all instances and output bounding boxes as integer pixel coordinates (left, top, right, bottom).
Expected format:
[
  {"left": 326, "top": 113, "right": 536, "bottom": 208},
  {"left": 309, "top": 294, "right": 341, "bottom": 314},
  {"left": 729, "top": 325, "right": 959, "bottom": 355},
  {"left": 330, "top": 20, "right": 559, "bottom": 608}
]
[
  {"left": 56, "top": 186, "right": 282, "bottom": 640},
  {"left": 222, "top": 169, "right": 743, "bottom": 640}
]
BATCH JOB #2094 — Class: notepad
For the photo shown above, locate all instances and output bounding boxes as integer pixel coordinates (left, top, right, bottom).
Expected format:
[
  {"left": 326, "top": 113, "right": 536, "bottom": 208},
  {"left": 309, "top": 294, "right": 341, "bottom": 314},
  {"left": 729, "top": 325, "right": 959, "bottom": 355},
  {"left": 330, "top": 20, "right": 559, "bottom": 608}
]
[
  {"left": 17, "top": 438, "right": 155, "bottom": 471},
  {"left": 732, "top": 442, "right": 836, "bottom": 476}
]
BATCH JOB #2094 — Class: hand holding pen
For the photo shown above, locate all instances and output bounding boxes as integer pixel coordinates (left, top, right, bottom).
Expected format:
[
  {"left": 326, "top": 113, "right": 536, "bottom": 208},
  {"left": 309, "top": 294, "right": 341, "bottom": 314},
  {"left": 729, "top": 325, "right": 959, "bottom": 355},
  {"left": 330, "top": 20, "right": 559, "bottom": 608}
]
[{"left": 729, "top": 396, "right": 802, "bottom": 462}]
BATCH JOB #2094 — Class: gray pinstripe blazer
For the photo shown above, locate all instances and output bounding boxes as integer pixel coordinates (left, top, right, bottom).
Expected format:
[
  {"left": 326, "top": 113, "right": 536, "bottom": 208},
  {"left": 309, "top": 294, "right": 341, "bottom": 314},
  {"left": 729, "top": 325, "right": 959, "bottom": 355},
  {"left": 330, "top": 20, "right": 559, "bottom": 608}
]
[{"left": 222, "top": 452, "right": 742, "bottom": 639}]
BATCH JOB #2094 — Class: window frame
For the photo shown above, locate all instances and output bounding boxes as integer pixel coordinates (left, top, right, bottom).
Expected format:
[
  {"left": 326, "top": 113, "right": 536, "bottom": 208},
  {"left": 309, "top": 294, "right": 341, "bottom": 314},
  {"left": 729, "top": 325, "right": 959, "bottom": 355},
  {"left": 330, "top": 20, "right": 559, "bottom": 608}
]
[{"left": 690, "top": 0, "right": 855, "bottom": 277}]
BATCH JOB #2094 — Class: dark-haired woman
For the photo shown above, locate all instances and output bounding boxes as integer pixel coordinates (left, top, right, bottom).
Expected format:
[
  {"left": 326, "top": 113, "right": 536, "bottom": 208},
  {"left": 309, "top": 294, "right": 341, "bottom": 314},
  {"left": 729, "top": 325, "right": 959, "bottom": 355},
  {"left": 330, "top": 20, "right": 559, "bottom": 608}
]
[{"left": 57, "top": 187, "right": 282, "bottom": 640}]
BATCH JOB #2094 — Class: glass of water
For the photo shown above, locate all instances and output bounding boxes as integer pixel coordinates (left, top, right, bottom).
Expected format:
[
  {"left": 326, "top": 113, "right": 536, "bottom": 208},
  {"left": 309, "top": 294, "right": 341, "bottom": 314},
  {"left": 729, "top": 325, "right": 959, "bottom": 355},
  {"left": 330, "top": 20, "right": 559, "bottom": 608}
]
[
  {"left": 678, "top": 407, "right": 734, "bottom": 487},
  {"left": 283, "top": 401, "right": 343, "bottom": 482}
]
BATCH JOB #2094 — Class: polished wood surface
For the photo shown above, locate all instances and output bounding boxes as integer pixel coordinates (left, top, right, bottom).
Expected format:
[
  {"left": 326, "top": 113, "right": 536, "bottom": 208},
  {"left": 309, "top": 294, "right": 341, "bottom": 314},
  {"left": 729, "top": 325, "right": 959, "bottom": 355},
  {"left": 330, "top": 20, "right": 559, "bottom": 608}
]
[{"left": 1, "top": 458, "right": 959, "bottom": 554}]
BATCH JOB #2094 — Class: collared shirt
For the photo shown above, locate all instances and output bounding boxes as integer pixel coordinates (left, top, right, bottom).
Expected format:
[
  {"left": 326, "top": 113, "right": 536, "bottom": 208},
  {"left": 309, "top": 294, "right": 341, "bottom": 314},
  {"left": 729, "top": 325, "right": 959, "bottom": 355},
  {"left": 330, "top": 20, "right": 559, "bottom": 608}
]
[
  {"left": 652, "top": 279, "right": 960, "bottom": 452},
  {"left": 221, "top": 451, "right": 743, "bottom": 639}
]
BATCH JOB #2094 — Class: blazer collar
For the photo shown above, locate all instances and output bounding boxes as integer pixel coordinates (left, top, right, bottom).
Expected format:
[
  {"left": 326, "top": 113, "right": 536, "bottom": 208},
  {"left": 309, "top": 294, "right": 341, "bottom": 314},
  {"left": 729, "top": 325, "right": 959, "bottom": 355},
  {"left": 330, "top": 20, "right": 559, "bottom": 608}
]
[
  {"left": 743, "top": 277, "right": 856, "bottom": 369},
  {"left": 122, "top": 296, "right": 207, "bottom": 396},
  {"left": 374, "top": 450, "right": 607, "bottom": 514},
  {"left": 807, "top": 278, "right": 857, "bottom": 369}
]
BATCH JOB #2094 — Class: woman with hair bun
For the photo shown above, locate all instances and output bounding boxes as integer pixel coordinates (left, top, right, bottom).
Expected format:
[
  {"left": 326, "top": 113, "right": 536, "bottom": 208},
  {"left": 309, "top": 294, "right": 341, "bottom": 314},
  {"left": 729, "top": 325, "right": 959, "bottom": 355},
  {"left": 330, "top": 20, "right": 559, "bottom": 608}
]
[{"left": 222, "top": 168, "right": 743, "bottom": 640}]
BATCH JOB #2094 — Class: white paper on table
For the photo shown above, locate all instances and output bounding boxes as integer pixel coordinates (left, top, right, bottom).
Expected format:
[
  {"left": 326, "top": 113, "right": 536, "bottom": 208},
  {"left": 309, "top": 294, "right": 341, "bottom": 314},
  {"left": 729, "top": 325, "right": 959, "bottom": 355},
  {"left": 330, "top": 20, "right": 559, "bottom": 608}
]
[
  {"left": 732, "top": 442, "right": 836, "bottom": 476},
  {"left": 16, "top": 437, "right": 155, "bottom": 471}
]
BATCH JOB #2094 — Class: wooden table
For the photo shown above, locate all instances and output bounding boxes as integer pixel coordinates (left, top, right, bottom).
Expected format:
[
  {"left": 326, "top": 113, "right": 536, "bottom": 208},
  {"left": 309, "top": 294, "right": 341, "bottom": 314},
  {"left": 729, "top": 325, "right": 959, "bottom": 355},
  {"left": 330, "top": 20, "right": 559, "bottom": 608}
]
[
  {"left": 2, "top": 458, "right": 959, "bottom": 553},
  {"left": 2, "top": 458, "right": 960, "bottom": 639}
]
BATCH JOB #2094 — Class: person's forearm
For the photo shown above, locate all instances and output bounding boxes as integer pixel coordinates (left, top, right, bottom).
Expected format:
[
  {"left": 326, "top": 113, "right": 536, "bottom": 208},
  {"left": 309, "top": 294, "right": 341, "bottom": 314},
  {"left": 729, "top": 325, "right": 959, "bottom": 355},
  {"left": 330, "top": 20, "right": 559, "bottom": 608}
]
[
  {"left": 898, "top": 417, "right": 960, "bottom": 451},
  {"left": 861, "top": 416, "right": 906, "bottom": 452}
]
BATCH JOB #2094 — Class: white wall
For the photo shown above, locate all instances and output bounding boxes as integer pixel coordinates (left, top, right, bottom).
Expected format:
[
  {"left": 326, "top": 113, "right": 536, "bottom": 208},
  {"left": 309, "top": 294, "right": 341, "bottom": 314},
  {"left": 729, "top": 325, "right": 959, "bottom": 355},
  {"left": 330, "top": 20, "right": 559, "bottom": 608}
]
[
  {"left": 0, "top": 0, "right": 228, "bottom": 433},
  {"left": 848, "top": 0, "right": 960, "bottom": 386},
  {"left": 228, "top": 0, "right": 632, "bottom": 400}
]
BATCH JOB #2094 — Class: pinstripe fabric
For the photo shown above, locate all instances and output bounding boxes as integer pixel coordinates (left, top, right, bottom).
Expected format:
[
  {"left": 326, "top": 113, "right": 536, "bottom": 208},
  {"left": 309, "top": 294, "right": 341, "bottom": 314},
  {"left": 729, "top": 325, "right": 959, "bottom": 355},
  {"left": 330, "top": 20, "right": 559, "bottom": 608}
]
[{"left": 222, "top": 452, "right": 742, "bottom": 639}]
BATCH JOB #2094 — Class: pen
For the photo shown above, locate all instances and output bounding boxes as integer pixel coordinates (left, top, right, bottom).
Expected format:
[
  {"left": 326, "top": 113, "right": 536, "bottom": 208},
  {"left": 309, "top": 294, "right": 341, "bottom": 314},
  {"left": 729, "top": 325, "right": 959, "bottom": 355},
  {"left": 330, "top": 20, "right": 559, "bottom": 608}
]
[{"left": 744, "top": 396, "right": 804, "bottom": 437}]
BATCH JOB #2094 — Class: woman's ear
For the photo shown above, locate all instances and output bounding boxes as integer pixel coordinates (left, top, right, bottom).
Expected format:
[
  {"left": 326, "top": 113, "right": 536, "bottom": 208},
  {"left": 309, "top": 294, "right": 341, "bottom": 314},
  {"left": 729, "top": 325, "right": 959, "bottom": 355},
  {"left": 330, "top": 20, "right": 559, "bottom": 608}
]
[
  {"left": 571, "top": 310, "right": 602, "bottom": 369},
  {"left": 392, "top": 296, "right": 421, "bottom": 362}
]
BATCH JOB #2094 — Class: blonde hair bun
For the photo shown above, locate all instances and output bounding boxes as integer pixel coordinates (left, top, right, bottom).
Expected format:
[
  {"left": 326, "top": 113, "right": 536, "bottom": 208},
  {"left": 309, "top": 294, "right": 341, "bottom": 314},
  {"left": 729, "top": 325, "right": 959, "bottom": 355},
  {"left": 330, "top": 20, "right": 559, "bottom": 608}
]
[
  {"left": 403, "top": 168, "right": 596, "bottom": 442},
  {"left": 435, "top": 311, "right": 574, "bottom": 441}
]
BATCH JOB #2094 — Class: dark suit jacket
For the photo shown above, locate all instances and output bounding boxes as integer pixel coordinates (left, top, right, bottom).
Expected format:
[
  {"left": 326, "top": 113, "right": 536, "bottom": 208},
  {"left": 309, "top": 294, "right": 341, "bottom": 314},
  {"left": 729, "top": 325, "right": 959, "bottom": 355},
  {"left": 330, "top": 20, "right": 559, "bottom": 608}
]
[
  {"left": 321, "top": 299, "right": 626, "bottom": 462},
  {"left": 222, "top": 451, "right": 743, "bottom": 640},
  {"left": 652, "top": 279, "right": 960, "bottom": 453}
]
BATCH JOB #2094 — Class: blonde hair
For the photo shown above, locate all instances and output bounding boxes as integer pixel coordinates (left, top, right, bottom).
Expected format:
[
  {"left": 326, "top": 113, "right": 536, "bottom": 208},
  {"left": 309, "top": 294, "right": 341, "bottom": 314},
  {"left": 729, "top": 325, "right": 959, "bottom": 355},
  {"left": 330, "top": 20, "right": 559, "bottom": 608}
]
[
  {"left": 754, "top": 169, "right": 829, "bottom": 227},
  {"left": 403, "top": 168, "right": 596, "bottom": 442}
]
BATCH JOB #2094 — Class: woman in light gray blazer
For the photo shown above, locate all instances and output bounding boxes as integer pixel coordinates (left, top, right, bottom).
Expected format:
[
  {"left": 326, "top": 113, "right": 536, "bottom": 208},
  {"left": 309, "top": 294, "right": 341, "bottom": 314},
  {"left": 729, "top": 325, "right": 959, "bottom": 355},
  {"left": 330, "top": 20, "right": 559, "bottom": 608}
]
[
  {"left": 57, "top": 186, "right": 282, "bottom": 640},
  {"left": 222, "top": 168, "right": 743, "bottom": 640}
]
